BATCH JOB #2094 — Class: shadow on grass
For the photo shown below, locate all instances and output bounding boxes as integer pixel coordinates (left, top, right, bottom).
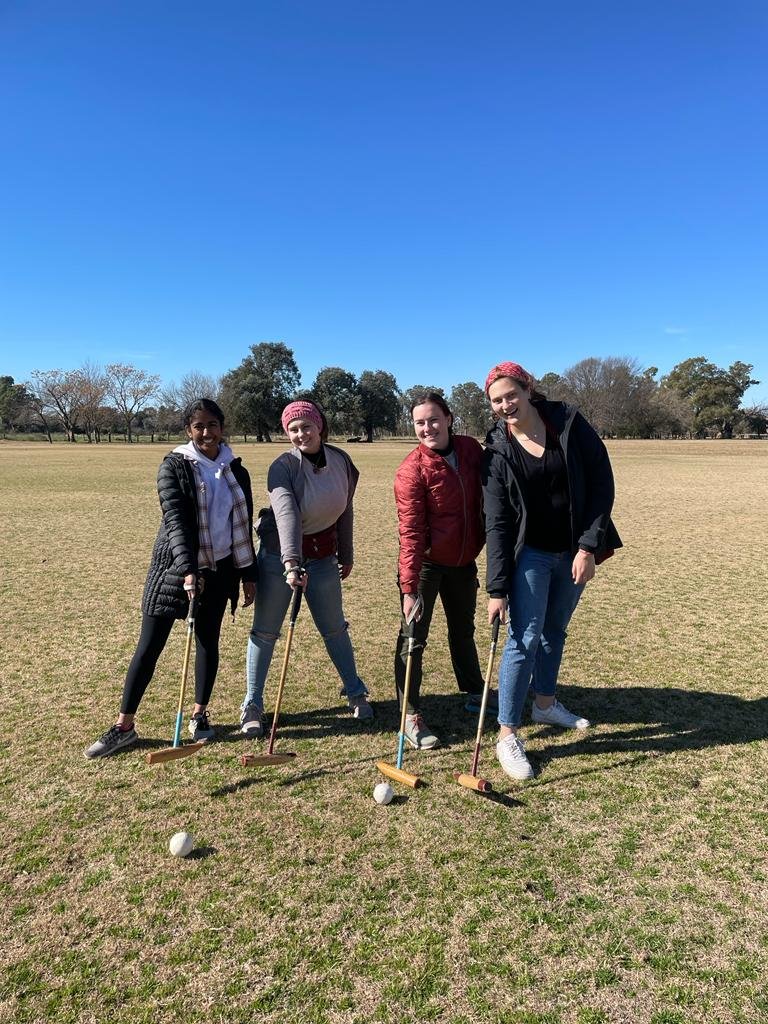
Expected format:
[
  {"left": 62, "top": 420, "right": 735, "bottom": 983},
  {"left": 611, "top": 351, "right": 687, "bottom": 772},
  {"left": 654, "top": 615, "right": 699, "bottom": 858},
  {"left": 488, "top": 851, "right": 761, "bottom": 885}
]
[
  {"left": 187, "top": 845, "right": 217, "bottom": 860},
  {"left": 208, "top": 752, "right": 396, "bottom": 798},
  {"left": 529, "top": 682, "right": 768, "bottom": 776},
  {"left": 251, "top": 694, "right": 490, "bottom": 746}
]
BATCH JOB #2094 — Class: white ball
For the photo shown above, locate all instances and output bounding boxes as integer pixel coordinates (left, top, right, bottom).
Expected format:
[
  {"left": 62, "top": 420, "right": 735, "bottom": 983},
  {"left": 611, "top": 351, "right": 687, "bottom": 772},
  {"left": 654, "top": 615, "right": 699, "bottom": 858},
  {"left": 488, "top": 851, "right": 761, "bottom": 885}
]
[
  {"left": 169, "top": 831, "right": 194, "bottom": 857},
  {"left": 373, "top": 782, "right": 394, "bottom": 805}
]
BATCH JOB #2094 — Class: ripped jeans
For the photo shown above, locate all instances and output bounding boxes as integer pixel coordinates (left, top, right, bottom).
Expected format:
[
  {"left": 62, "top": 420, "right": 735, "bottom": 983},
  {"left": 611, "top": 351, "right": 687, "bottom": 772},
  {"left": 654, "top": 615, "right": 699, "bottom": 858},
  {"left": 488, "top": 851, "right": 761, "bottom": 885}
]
[{"left": 243, "top": 547, "right": 367, "bottom": 709}]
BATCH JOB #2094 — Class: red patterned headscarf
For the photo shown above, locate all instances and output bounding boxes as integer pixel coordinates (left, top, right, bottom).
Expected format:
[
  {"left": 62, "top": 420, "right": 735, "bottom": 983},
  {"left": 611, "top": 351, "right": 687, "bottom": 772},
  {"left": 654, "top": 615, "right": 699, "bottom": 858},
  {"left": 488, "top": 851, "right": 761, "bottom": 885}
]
[{"left": 484, "top": 361, "right": 534, "bottom": 395}]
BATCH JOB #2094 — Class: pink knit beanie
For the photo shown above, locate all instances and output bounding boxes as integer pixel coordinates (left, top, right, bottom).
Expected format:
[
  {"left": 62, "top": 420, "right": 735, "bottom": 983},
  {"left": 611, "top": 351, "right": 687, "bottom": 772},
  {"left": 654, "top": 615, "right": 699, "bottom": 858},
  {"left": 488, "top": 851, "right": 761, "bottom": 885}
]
[{"left": 281, "top": 401, "right": 324, "bottom": 433}]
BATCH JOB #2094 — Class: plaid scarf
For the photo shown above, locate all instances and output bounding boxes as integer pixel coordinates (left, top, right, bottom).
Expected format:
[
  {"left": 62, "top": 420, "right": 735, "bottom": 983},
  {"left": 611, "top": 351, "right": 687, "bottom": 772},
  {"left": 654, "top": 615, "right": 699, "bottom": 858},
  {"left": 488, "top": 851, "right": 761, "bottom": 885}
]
[{"left": 192, "top": 461, "right": 253, "bottom": 571}]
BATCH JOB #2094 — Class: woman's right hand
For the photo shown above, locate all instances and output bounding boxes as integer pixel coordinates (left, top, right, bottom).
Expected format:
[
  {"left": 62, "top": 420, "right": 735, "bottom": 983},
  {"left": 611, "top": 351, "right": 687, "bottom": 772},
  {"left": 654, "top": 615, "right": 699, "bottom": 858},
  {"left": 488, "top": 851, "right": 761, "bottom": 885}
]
[
  {"left": 284, "top": 564, "right": 308, "bottom": 591},
  {"left": 488, "top": 596, "right": 507, "bottom": 624},
  {"left": 403, "top": 593, "right": 423, "bottom": 623},
  {"left": 184, "top": 573, "right": 203, "bottom": 600}
]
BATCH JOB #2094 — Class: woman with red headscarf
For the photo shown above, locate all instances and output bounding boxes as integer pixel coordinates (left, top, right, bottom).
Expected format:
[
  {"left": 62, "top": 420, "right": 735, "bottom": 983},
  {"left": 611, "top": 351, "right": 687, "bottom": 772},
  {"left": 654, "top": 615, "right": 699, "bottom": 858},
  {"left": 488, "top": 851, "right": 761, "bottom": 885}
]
[
  {"left": 239, "top": 399, "right": 373, "bottom": 735},
  {"left": 482, "top": 362, "right": 621, "bottom": 781}
]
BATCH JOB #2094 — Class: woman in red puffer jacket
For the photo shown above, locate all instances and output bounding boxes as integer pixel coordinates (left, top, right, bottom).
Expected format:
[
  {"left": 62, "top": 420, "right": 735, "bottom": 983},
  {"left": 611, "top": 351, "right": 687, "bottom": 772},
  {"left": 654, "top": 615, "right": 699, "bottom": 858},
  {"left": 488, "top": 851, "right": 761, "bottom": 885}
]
[{"left": 393, "top": 391, "right": 488, "bottom": 750}]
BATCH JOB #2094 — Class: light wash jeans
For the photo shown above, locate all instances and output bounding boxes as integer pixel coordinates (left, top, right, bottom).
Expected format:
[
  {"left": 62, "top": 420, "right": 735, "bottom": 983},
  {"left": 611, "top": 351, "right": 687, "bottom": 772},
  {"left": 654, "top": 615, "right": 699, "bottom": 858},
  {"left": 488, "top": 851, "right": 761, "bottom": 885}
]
[
  {"left": 243, "top": 547, "right": 367, "bottom": 709},
  {"left": 497, "top": 546, "right": 585, "bottom": 728}
]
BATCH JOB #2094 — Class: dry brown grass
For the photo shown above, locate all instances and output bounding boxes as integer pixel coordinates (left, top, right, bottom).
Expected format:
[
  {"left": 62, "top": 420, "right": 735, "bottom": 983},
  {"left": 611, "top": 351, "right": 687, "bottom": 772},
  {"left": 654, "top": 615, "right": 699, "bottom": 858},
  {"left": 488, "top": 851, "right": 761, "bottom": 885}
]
[{"left": 1, "top": 438, "right": 767, "bottom": 1024}]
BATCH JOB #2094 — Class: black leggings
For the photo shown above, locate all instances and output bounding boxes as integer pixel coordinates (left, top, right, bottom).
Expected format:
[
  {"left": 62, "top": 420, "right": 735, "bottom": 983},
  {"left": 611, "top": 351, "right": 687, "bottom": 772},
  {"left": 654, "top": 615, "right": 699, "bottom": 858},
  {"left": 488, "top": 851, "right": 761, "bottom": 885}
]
[{"left": 120, "top": 558, "right": 235, "bottom": 715}]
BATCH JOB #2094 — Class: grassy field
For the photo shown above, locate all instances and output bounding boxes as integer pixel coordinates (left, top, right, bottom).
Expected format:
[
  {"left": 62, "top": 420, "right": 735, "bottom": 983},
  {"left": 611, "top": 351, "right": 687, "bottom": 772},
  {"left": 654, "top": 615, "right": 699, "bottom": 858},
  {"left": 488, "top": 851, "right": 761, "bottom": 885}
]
[{"left": 2, "top": 439, "right": 767, "bottom": 1024}]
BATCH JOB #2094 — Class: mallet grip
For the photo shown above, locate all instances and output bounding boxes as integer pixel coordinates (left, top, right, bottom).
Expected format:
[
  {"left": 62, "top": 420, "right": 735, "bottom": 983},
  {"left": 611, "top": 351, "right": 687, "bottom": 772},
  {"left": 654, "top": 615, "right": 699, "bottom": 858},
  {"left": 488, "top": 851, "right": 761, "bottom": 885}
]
[
  {"left": 376, "top": 760, "right": 423, "bottom": 789},
  {"left": 454, "top": 771, "right": 493, "bottom": 793}
]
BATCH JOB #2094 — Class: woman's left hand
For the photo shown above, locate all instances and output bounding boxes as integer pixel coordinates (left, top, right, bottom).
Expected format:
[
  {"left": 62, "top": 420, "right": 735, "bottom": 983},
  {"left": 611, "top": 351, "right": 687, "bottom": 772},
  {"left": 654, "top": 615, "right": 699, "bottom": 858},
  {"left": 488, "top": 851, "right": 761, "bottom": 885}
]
[
  {"left": 572, "top": 550, "right": 596, "bottom": 585},
  {"left": 339, "top": 563, "right": 353, "bottom": 580},
  {"left": 242, "top": 581, "right": 256, "bottom": 607}
]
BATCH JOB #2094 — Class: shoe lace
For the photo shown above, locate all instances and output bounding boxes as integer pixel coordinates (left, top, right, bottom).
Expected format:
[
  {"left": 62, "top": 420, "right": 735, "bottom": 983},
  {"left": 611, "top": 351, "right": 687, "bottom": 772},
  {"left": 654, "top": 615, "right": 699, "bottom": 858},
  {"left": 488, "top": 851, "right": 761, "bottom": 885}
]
[{"left": 504, "top": 734, "right": 525, "bottom": 756}]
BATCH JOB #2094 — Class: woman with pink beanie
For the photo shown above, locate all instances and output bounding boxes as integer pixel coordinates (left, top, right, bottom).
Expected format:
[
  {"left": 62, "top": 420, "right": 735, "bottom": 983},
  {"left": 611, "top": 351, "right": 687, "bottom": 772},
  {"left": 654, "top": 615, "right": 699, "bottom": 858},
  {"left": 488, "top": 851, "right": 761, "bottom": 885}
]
[{"left": 239, "top": 399, "right": 373, "bottom": 735}]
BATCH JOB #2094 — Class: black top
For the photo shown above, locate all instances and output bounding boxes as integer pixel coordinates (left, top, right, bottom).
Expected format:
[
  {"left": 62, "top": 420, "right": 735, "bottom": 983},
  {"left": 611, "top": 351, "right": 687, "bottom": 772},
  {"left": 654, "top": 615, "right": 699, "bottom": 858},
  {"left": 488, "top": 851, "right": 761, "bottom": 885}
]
[
  {"left": 507, "top": 429, "right": 572, "bottom": 553},
  {"left": 482, "top": 401, "right": 623, "bottom": 597}
]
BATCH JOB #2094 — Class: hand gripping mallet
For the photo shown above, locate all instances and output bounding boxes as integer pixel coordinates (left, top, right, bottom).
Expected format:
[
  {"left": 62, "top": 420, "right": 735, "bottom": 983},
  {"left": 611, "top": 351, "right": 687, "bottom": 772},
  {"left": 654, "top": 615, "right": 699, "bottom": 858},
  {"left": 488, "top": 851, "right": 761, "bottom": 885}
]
[
  {"left": 376, "top": 597, "right": 424, "bottom": 789},
  {"left": 146, "top": 594, "right": 206, "bottom": 765},
  {"left": 454, "top": 614, "right": 501, "bottom": 793},
  {"left": 241, "top": 582, "right": 303, "bottom": 767}
]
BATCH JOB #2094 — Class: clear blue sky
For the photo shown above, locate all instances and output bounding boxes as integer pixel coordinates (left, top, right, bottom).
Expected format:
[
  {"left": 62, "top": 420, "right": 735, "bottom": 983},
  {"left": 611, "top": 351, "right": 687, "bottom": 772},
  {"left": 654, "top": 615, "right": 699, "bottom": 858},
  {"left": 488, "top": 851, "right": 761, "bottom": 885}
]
[{"left": 2, "top": 0, "right": 766, "bottom": 403}]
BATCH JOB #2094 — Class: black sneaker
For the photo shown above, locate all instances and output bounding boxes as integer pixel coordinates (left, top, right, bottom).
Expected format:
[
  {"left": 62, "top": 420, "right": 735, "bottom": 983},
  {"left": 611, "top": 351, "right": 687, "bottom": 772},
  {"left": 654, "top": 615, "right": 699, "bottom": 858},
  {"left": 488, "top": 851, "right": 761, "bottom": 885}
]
[
  {"left": 465, "top": 689, "right": 499, "bottom": 715},
  {"left": 84, "top": 724, "right": 138, "bottom": 760},
  {"left": 189, "top": 710, "right": 215, "bottom": 742}
]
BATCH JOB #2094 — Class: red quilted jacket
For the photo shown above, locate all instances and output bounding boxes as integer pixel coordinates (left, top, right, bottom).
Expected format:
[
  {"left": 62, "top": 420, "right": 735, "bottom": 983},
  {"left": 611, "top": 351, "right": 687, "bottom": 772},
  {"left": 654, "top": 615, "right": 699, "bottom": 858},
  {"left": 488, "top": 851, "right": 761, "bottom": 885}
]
[{"left": 394, "top": 434, "right": 486, "bottom": 594}]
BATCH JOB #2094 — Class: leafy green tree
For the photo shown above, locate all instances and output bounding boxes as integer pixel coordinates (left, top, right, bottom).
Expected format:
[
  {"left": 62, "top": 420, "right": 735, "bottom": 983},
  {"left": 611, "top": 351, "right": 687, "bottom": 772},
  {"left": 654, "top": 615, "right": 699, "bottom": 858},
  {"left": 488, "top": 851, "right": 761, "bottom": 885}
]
[
  {"left": 0, "top": 376, "right": 29, "bottom": 436},
  {"left": 311, "top": 367, "right": 361, "bottom": 435},
  {"left": 399, "top": 384, "right": 445, "bottom": 435},
  {"left": 220, "top": 342, "right": 301, "bottom": 442},
  {"left": 662, "top": 357, "right": 759, "bottom": 438},
  {"left": 538, "top": 372, "right": 565, "bottom": 399},
  {"left": 449, "top": 381, "right": 489, "bottom": 437},
  {"left": 358, "top": 370, "right": 400, "bottom": 442}
]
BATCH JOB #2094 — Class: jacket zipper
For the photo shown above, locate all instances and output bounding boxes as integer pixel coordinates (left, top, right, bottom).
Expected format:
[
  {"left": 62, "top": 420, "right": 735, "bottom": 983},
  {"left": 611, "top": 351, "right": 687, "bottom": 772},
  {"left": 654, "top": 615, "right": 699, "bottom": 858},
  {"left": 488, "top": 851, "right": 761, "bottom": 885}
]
[
  {"left": 560, "top": 407, "right": 577, "bottom": 547},
  {"left": 454, "top": 463, "right": 467, "bottom": 565}
]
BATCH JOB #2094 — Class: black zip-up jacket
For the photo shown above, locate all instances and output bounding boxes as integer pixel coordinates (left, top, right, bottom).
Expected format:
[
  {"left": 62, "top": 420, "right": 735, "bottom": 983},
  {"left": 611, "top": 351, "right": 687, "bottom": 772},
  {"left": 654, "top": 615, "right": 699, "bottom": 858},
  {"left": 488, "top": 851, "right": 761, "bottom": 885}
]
[
  {"left": 482, "top": 401, "right": 622, "bottom": 596},
  {"left": 141, "top": 452, "right": 257, "bottom": 619}
]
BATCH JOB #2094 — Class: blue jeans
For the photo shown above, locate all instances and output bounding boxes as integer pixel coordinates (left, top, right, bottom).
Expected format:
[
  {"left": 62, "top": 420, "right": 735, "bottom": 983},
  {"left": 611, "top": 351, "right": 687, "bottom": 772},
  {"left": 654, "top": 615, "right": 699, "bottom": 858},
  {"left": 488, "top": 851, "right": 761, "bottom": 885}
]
[
  {"left": 244, "top": 548, "right": 367, "bottom": 708},
  {"left": 497, "top": 546, "right": 585, "bottom": 728}
]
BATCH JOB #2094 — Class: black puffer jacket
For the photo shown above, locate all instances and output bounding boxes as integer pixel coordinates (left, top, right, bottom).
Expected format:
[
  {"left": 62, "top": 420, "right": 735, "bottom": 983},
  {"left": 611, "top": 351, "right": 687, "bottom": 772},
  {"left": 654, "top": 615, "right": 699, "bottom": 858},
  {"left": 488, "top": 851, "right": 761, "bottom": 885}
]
[
  {"left": 482, "top": 401, "right": 623, "bottom": 596},
  {"left": 141, "top": 452, "right": 257, "bottom": 619}
]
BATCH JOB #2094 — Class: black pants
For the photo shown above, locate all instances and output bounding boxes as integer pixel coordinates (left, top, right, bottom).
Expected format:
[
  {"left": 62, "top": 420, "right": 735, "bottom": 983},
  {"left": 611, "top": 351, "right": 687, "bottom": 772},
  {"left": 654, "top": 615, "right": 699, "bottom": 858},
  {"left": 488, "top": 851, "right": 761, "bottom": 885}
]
[
  {"left": 120, "top": 557, "right": 236, "bottom": 715},
  {"left": 394, "top": 560, "right": 484, "bottom": 713}
]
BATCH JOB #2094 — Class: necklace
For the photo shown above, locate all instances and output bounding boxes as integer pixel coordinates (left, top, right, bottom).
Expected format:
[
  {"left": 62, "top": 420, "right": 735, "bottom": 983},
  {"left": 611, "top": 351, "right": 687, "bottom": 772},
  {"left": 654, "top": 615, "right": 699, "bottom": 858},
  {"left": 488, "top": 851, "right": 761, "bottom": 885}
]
[{"left": 511, "top": 419, "right": 545, "bottom": 445}]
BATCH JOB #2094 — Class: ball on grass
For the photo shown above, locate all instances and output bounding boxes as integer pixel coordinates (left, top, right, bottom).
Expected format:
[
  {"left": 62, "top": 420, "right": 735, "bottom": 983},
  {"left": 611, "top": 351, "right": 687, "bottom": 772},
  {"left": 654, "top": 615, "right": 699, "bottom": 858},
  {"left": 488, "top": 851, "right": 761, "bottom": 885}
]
[
  {"left": 373, "top": 782, "right": 394, "bottom": 805},
  {"left": 169, "top": 831, "right": 194, "bottom": 857}
]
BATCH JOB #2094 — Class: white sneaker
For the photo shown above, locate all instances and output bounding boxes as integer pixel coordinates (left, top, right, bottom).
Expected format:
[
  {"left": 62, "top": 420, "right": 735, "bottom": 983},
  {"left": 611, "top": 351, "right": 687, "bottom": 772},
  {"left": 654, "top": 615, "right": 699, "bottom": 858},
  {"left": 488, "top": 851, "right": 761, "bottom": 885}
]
[
  {"left": 532, "top": 699, "right": 590, "bottom": 730},
  {"left": 495, "top": 734, "right": 534, "bottom": 781}
]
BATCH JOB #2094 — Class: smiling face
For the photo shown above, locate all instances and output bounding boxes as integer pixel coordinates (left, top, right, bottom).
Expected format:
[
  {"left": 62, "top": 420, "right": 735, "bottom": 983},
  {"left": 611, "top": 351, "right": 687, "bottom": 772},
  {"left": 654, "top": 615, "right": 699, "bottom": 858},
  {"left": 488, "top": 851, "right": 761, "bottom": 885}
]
[
  {"left": 286, "top": 417, "right": 322, "bottom": 454},
  {"left": 186, "top": 412, "right": 223, "bottom": 459},
  {"left": 412, "top": 402, "right": 452, "bottom": 450},
  {"left": 487, "top": 376, "right": 534, "bottom": 431}
]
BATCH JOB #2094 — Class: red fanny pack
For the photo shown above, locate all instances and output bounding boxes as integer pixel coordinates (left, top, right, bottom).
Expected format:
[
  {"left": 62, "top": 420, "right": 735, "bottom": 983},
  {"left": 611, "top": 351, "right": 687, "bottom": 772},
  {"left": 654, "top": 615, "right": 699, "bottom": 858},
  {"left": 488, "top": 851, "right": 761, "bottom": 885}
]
[{"left": 302, "top": 525, "right": 338, "bottom": 560}]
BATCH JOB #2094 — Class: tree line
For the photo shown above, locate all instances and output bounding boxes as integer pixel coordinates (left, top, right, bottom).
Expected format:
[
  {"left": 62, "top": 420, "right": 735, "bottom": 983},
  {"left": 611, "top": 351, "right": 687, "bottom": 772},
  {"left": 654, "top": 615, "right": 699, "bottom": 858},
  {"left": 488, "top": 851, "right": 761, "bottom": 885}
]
[{"left": 0, "top": 344, "right": 765, "bottom": 442}]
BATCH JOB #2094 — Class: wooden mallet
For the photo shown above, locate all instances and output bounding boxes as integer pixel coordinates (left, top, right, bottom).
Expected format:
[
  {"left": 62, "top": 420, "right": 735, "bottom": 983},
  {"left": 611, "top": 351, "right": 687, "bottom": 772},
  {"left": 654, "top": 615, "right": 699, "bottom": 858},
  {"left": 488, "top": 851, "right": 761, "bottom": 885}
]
[
  {"left": 377, "top": 601, "right": 423, "bottom": 789},
  {"left": 147, "top": 594, "right": 206, "bottom": 765},
  {"left": 454, "top": 615, "right": 501, "bottom": 793},
  {"left": 241, "top": 583, "right": 302, "bottom": 767}
]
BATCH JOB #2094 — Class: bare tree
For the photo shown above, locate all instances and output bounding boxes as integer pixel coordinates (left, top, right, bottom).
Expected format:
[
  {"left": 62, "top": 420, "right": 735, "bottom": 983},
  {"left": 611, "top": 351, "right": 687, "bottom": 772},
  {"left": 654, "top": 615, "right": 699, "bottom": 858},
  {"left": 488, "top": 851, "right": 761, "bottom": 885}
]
[
  {"left": 178, "top": 371, "right": 221, "bottom": 408},
  {"left": 105, "top": 363, "right": 161, "bottom": 442},
  {"left": 27, "top": 369, "right": 84, "bottom": 442},
  {"left": 23, "top": 376, "right": 57, "bottom": 442},
  {"left": 79, "top": 362, "right": 108, "bottom": 442}
]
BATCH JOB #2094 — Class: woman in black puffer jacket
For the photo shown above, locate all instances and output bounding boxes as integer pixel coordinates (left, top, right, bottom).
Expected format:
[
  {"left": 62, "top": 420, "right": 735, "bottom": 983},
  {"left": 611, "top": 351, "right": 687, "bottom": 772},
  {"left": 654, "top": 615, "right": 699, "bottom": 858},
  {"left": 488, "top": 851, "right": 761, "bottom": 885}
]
[
  {"left": 85, "top": 398, "right": 257, "bottom": 759},
  {"left": 483, "top": 362, "right": 621, "bottom": 783}
]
